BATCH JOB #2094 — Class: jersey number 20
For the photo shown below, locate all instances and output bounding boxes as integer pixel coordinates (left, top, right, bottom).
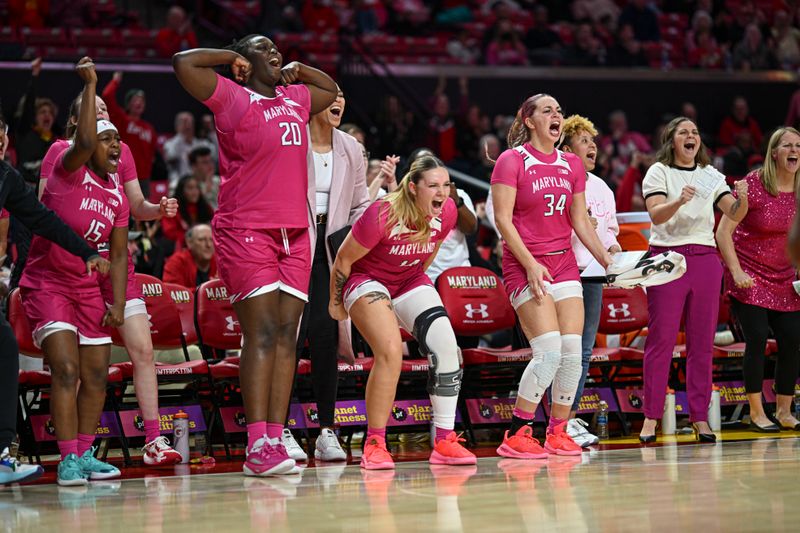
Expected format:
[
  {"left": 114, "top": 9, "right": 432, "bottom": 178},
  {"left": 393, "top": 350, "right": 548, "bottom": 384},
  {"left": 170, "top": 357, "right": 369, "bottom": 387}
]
[
  {"left": 279, "top": 122, "right": 302, "bottom": 146},
  {"left": 543, "top": 193, "right": 566, "bottom": 217}
]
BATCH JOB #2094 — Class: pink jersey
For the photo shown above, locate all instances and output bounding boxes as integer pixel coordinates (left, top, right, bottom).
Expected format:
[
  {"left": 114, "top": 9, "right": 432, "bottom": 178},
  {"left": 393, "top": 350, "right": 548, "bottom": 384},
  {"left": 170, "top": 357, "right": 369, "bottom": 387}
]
[
  {"left": 348, "top": 198, "right": 457, "bottom": 296},
  {"left": 203, "top": 74, "right": 312, "bottom": 229},
  {"left": 40, "top": 139, "right": 137, "bottom": 184},
  {"left": 20, "top": 153, "right": 130, "bottom": 294},
  {"left": 491, "top": 144, "right": 586, "bottom": 255}
]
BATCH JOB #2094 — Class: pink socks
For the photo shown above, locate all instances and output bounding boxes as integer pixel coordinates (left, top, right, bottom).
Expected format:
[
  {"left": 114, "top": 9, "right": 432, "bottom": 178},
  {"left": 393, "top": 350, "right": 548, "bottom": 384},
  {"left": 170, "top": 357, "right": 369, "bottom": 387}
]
[
  {"left": 77, "top": 433, "right": 95, "bottom": 456},
  {"left": 143, "top": 419, "right": 161, "bottom": 444},
  {"left": 58, "top": 439, "right": 78, "bottom": 460},
  {"left": 367, "top": 427, "right": 386, "bottom": 441},
  {"left": 513, "top": 407, "right": 535, "bottom": 420},
  {"left": 266, "top": 423, "right": 283, "bottom": 440},
  {"left": 247, "top": 421, "right": 267, "bottom": 450},
  {"left": 434, "top": 426, "right": 453, "bottom": 443},
  {"left": 547, "top": 416, "right": 566, "bottom": 435}
]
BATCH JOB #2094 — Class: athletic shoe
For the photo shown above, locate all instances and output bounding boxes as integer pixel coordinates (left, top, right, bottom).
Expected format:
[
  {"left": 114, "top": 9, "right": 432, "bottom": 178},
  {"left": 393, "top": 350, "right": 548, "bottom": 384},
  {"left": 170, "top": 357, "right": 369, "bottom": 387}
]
[
  {"left": 566, "top": 418, "right": 599, "bottom": 448},
  {"left": 77, "top": 447, "right": 121, "bottom": 480},
  {"left": 243, "top": 436, "right": 295, "bottom": 476},
  {"left": 142, "top": 436, "right": 182, "bottom": 466},
  {"left": 314, "top": 428, "right": 347, "bottom": 462},
  {"left": 496, "top": 426, "right": 549, "bottom": 459},
  {"left": 57, "top": 454, "right": 89, "bottom": 486},
  {"left": 544, "top": 421, "right": 583, "bottom": 456},
  {"left": 281, "top": 429, "right": 308, "bottom": 462},
  {"left": 429, "top": 432, "right": 477, "bottom": 466},
  {"left": 360, "top": 435, "right": 395, "bottom": 470},
  {"left": 0, "top": 447, "right": 44, "bottom": 485}
]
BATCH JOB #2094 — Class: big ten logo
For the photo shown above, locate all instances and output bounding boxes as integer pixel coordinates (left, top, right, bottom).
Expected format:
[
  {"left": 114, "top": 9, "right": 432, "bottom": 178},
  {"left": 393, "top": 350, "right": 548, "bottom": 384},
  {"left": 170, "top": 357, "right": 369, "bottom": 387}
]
[
  {"left": 390, "top": 405, "right": 408, "bottom": 422},
  {"left": 160, "top": 413, "right": 197, "bottom": 431},
  {"left": 445, "top": 275, "right": 497, "bottom": 290},
  {"left": 205, "top": 285, "right": 229, "bottom": 301},
  {"left": 334, "top": 405, "right": 365, "bottom": 424},
  {"left": 306, "top": 407, "right": 319, "bottom": 424},
  {"left": 170, "top": 289, "right": 191, "bottom": 305},
  {"left": 464, "top": 303, "right": 489, "bottom": 320},
  {"left": 627, "top": 393, "right": 643, "bottom": 409},
  {"left": 44, "top": 418, "right": 56, "bottom": 436},
  {"left": 494, "top": 402, "right": 514, "bottom": 420},
  {"left": 607, "top": 303, "right": 631, "bottom": 319},
  {"left": 406, "top": 404, "right": 432, "bottom": 422},
  {"left": 234, "top": 411, "right": 247, "bottom": 428},
  {"left": 141, "top": 282, "right": 164, "bottom": 298},
  {"left": 479, "top": 403, "right": 493, "bottom": 419}
]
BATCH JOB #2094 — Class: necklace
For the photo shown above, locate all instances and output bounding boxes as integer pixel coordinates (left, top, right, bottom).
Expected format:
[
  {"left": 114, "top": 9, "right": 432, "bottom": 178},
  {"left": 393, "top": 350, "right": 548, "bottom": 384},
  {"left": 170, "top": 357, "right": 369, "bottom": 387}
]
[{"left": 315, "top": 151, "right": 331, "bottom": 167}]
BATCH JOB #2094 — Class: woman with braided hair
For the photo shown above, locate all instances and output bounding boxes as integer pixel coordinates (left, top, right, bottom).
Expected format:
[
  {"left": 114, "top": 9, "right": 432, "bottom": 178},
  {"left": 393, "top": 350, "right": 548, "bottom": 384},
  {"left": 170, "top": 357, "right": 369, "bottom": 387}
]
[{"left": 173, "top": 35, "right": 337, "bottom": 476}]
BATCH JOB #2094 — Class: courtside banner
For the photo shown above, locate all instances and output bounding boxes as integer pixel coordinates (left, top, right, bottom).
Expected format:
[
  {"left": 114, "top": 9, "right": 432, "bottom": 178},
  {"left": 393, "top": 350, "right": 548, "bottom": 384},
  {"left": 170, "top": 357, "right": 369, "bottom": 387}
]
[
  {"left": 614, "top": 388, "right": 689, "bottom": 414},
  {"left": 220, "top": 404, "right": 306, "bottom": 433},
  {"left": 465, "top": 398, "right": 545, "bottom": 424},
  {"left": 575, "top": 388, "right": 618, "bottom": 415},
  {"left": 31, "top": 411, "right": 120, "bottom": 441},
  {"left": 759, "top": 379, "right": 800, "bottom": 403},
  {"left": 119, "top": 405, "right": 206, "bottom": 437}
]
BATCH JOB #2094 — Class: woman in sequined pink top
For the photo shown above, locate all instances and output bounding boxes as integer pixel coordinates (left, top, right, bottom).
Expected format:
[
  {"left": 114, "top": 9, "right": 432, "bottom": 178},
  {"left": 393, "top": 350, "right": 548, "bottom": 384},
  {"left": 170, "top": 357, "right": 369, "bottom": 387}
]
[{"left": 717, "top": 127, "right": 800, "bottom": 432}]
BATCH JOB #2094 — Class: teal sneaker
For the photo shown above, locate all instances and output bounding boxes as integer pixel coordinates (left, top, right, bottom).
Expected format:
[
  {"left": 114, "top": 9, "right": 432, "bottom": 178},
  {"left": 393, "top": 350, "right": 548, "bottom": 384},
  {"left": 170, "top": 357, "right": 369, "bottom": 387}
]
[
  {"left": 77, "top": 447, "right": 121, "bottom": 480},
  {"left": 57, "top": 454, "right": 89, "bottom": 486}
]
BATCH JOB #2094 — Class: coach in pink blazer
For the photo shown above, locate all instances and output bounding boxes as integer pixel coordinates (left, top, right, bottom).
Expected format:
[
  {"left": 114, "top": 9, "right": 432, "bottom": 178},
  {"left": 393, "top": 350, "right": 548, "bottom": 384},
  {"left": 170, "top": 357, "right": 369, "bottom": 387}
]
[{"left": 296, "top": 88, "right": 372, "bottom": 459}]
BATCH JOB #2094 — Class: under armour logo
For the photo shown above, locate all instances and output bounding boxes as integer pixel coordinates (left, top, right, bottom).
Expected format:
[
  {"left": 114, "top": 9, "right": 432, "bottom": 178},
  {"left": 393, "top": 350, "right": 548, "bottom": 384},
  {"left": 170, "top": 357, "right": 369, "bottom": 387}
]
[
  {"left": 225, "top": 315, "right": 239, "bottom": 331},
  {"left": 464, "top": 304, "right": 489, "bottom": 319},
  {"left": 244, "top": 236, "right": 255, "bottom": 244},
  {"left": 607, "top": 303, "right": 630, "bottom": 318}
]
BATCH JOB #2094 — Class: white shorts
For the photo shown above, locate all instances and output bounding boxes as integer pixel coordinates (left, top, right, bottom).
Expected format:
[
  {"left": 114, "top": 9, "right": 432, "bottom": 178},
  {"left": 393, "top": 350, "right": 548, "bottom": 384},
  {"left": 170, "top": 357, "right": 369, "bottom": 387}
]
[
  {"left": 122, "top": 298, "right": 147, "bottom": 319},
  {"left": 345, "top": 283, "right": 443, "bottom": 334},
  {"left": 510, "top": 280, "right": 583, "bottom": 310}
]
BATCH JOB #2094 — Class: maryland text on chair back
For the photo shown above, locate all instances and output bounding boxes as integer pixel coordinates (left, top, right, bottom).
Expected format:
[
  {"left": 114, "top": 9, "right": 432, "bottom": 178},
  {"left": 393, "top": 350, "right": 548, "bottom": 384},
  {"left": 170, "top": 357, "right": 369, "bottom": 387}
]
[
  {"left": 435, "top": 266, "right": 516, "bottom": 337},
  {"left": 196, "top": 279, "right": 242, "bottom": 350}
]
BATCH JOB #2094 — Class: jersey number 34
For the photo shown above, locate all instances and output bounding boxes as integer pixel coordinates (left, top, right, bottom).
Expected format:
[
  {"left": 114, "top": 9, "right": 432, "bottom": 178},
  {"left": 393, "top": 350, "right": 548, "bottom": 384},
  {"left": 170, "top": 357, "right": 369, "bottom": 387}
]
[{"left": 543, "top": 193, "right": 566, "bottom": 217}]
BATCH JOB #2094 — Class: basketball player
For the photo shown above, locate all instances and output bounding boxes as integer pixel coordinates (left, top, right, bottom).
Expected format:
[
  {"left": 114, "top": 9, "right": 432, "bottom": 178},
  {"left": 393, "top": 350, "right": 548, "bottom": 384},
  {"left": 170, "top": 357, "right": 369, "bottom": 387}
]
[{"left": 173, "top": 36, "right": 337, "bottom": 475}]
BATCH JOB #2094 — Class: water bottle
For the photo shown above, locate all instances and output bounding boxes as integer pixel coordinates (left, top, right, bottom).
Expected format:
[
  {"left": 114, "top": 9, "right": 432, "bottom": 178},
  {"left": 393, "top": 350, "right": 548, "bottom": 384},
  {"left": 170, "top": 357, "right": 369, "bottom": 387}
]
[
  {"left": 173, "top": 410, "right": 190, "bottom": 464},
  {"left": 596, "top": 401, "right": 609, "bottom": 439},
  {"left": 662, "top": 388, "right": 676, "bottom": 435},
  {"left": 708, "top": 385, "right": 721, "bottom": 432}
]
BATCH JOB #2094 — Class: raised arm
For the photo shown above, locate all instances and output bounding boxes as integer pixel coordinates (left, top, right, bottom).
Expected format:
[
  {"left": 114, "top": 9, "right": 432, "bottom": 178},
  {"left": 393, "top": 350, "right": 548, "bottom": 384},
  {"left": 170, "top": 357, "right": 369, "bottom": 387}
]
[
  {"left": 645, "top": 187, "right": 694, "bottom": 225},
  {"left": 329, "top": 234, "right": 371, "bottom": 320},
  {"left": 172, "top": 48, "right": 250, "bottom": 102},
  {"left": 715, "top": 180, "right": 749, "bottom": 222},
  {"left": 62, "top": 58, "right": 99, "bottom": 173},
  {"left": 280, "top": 62, "right": 337, "bottom": 115}
]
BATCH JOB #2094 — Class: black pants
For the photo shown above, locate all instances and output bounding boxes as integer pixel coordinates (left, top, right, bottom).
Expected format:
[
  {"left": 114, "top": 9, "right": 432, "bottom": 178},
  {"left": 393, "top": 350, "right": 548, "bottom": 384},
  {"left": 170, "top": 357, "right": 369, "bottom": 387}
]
[
  {"left": 0, "top": 311, "right": 19, "bottom": 450},
  {"left": 295, "top": 225, "right": 339, "bottom": 427},
  {"left": 731, "top": 297, "right": 800, "bottom": 395}
]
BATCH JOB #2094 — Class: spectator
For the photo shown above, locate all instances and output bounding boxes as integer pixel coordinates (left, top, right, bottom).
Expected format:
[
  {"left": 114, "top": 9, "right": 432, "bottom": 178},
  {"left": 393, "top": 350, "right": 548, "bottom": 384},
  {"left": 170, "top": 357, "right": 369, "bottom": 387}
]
[
  {"left": 618, "top": 0, "right": 661, "bottom": 43},
  {"left": 187, "top": 146, "right": 219, "bottom": 208},
  {"left": 447, "top": 29, "right": 480, "bottom": 65},
  {"left": 475, "top": 133, "right": 501, "bottom": 182},
  {"left": 13, "top": 58, "right": 57, "bottom": 185},
  {"left": 485, "top": 19, "right": 529, "bottom": 66},
  {"left": 685, "top": 10, "right": 715, "bottom": 55},
  {"left": 102, "top": 72, "right": 157, "bottom": 197},
  {"left": 367, "top": 155, "right": 400, "bottom": 201},
  {"left": 564, "top": 23, "right": 605, "bottom": 66},
  {"left": 733, "top": 23, "right": 777, "bottom": 71},
  {"left": 599, "top": 109, "right": 651, "bottom": 184},
  {"left": 198, "top": 113, "right": 218, "bottom": 151},
  {"left": 161, "top": 175, "right": 214, "bottom": 251},
  {"left": 608, "top": 23, "right": 649, "bottom": 67},
  {"left": 772, "top": 10, "right": 800, "bottom": 69},
  {"left": 785, "top": 87, "right": 800, "bottom": 129},
  {"left": 722, "top": 130, "right": 758, "bottom": 177},
  {"left": 155, "top": 6, "right": 199, "bottom": 58},
  {"left": 615, "top": 150, "right": 653, "bottom": 212},
  {"left": 340, "top": 123, "right": 365, "bottom": 145},
  {"left": 374, "top": 95, "right": 416, "bottom": 158},
  {"left": 456, "top": 83, "right": 490, "bottom": 164},
  {"left": 718, "top": 96, "right": 763, "bottom": 150},
  {"left": 163, "top": 112, "right": 215, "bottom": 187},
  {"left": 688, "top": 28, "right": 724, "bottom": 69},
  {"left": 162, "top": 224, "right": 217, "bottom": 288},
  {"left": 301, "top": 0, "right": 340, "bottom": 34},
  {"left": 8, "top": 0, "right": 49, "bottom": 27},
  {"left": 525, "top": 5, "right": 562, "bottom": 65},
  {"left": 353, "top": 0, "right": 381, "bottom": 34},
  {"left": 680, "top": 101, "right": 714, "bottom": 150},
  {"left": 262, "top": 0, "right": 305, "bottom": 33},
  {"left": 426, "top": 78, "right": 463, "bottom": 163},
  {"left": 572, "top": 0, "right": 620, "bottom": 26}
]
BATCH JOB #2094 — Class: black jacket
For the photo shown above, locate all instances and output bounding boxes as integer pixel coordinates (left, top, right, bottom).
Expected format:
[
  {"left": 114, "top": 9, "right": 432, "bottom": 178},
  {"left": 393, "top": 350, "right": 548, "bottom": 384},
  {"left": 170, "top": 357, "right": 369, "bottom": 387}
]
[{"left": 0, "top": 160, "right": 98, "bottom": 264}]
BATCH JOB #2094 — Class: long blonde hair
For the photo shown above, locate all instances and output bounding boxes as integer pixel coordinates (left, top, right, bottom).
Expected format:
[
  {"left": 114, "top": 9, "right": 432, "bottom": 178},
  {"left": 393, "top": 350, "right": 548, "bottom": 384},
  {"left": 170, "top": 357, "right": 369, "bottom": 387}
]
[
  {"left": 759, "top": 127, "right": 800, "bottom": 197},
  {"left": 383, "top": 155, "right": 446, "bottom": 244},
  {"left": 655, "top": 116, "right": 711, "bottom": 167},
  {"left": 507, "top": 93, "right": 552, "bottom": 148}
]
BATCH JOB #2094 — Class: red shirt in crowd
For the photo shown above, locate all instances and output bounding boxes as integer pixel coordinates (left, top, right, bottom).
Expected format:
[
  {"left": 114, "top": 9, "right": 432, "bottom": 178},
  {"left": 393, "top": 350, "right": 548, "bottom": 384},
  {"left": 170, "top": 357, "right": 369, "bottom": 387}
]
[
  {"left": 718, "top": 115, "right": 763, "bottom": 149},
  {"left": 102, "top": 78, "right": 158, "bottom": 181},
  {"left": 162, "top": 248, "right": 217, "bottom": 288},
  {"left": 155, "top": 28, "right": 199, "bottom": 58}
]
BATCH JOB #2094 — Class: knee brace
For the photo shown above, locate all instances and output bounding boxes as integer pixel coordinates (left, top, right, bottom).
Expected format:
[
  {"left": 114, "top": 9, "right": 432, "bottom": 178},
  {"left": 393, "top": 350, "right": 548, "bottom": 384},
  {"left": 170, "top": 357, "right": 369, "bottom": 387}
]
[
  {"left": 518, "top": 332, "right": 562, "bottom": 403},
  {"left": 552, "top": 334, "right": 583, "bottom": 406},
  {"left": 414, "top": 306, "right": 463, "bottom": 397}
]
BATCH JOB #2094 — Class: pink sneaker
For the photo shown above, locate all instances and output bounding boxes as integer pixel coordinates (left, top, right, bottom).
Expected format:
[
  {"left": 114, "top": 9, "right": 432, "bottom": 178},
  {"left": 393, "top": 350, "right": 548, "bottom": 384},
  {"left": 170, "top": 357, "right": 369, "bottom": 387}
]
[
  {"left": 544, "top": 421, "right": 583, "bottom": 456},
  {"left": 496, "top": 426, "right": 549, "bottom": 459},
  {"left": 359, "top": 435, "right": 395, "bottom": 470},
  {"left": 142, "top": 436, "right": 182, "bottom": 466},
  {"left": 244, "top": 437, "right": 296, "bottom": 476},
  {"left": 429, "top": 432, "right": 477, "bottom": 466}
]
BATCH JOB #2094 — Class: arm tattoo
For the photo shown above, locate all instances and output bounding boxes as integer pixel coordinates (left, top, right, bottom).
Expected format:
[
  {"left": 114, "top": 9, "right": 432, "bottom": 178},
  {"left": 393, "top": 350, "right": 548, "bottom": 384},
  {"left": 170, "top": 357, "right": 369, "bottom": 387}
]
[
  {"left": 333, "top": 269, "right": 347, "bottom": 305},
  {"left": 729, "top": 199, "right": 741, "bottom": 217},
  {"left": 366, "top": 291, "right": 393, "bottom": 310}
]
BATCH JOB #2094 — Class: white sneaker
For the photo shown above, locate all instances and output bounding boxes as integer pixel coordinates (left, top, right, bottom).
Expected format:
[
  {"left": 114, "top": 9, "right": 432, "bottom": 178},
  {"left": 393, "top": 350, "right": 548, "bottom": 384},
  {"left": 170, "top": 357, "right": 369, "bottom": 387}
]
[
  {"left": 281, "top": 429, "right": 308, "bottom": 462},
  {"left": 314, "top": 428, "right": 348, "bottom": 462},
  {"left": 566, "top": 419, "right": 599, "bottom": 448}
]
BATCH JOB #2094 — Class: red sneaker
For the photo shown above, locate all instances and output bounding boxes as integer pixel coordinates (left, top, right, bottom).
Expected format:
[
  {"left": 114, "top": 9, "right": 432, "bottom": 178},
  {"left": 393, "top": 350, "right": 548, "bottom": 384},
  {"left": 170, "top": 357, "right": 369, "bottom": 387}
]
[
  {"left": 496, "top": 426, "right": 549, "bottom": 460},
  {"left": 429, "top": 432, "right": 477, "bottom": 466},
  {"left": 142, "top": 436, "right": 182, "bottom": 466},
  {"left": 544, "top": 421, "right": 583, "bottom": 456},
  {"left": 360, "top": 435, "right": 395, "bottom": 470}
]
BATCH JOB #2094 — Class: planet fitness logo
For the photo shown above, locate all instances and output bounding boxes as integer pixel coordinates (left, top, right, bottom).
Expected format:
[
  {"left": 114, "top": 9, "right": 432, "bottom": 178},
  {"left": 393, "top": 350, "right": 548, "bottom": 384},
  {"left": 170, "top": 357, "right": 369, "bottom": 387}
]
[
  {"left": 134, "top": 415, "right": 145, "bottom": 431},
  {"left": 391, "top": 406, "right": 408, "bottom": 422},
  {"left": 234, "top": 411, "right": 247, "bottom": 428},
  {"left": 45, "top": 418, "right": 56, "bottom": 436},
  {"left": 479, "top": 403, "right": 493, "bottom": 419},
  {"left": 628, "top": 393, "right": 643, "bottom": 409},
  {"left": 306, "top": 407, "right": 319, "bottom": 424}
]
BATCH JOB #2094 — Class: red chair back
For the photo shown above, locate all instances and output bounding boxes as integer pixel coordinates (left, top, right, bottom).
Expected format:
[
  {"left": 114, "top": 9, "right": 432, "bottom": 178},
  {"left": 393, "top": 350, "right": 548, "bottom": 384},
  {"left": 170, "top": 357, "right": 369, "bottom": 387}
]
[
  {"left": 7, "top": 288, "right": 42, "bottom": 357},
  {"left": 195, "top": 279, "right": 242, "bottom": 350},
  {"left": 598, "top": 287, "right": 649, "bottom": 335},
  {"left": 435, "top": 266, "right": 516, "bottom": 336},
  {"left": 111, "top": 274, "right": 184, "bottom": 350},
  {"left": 164, "top": 282, "right": 198, "bottom": 345}
]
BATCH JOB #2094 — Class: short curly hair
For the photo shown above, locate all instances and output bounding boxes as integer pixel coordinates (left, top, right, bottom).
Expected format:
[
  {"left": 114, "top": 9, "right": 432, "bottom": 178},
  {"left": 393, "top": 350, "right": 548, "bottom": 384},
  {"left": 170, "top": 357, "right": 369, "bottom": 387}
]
[{"left": 560, "top": 114, "right": 597, "bottom": 148}]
